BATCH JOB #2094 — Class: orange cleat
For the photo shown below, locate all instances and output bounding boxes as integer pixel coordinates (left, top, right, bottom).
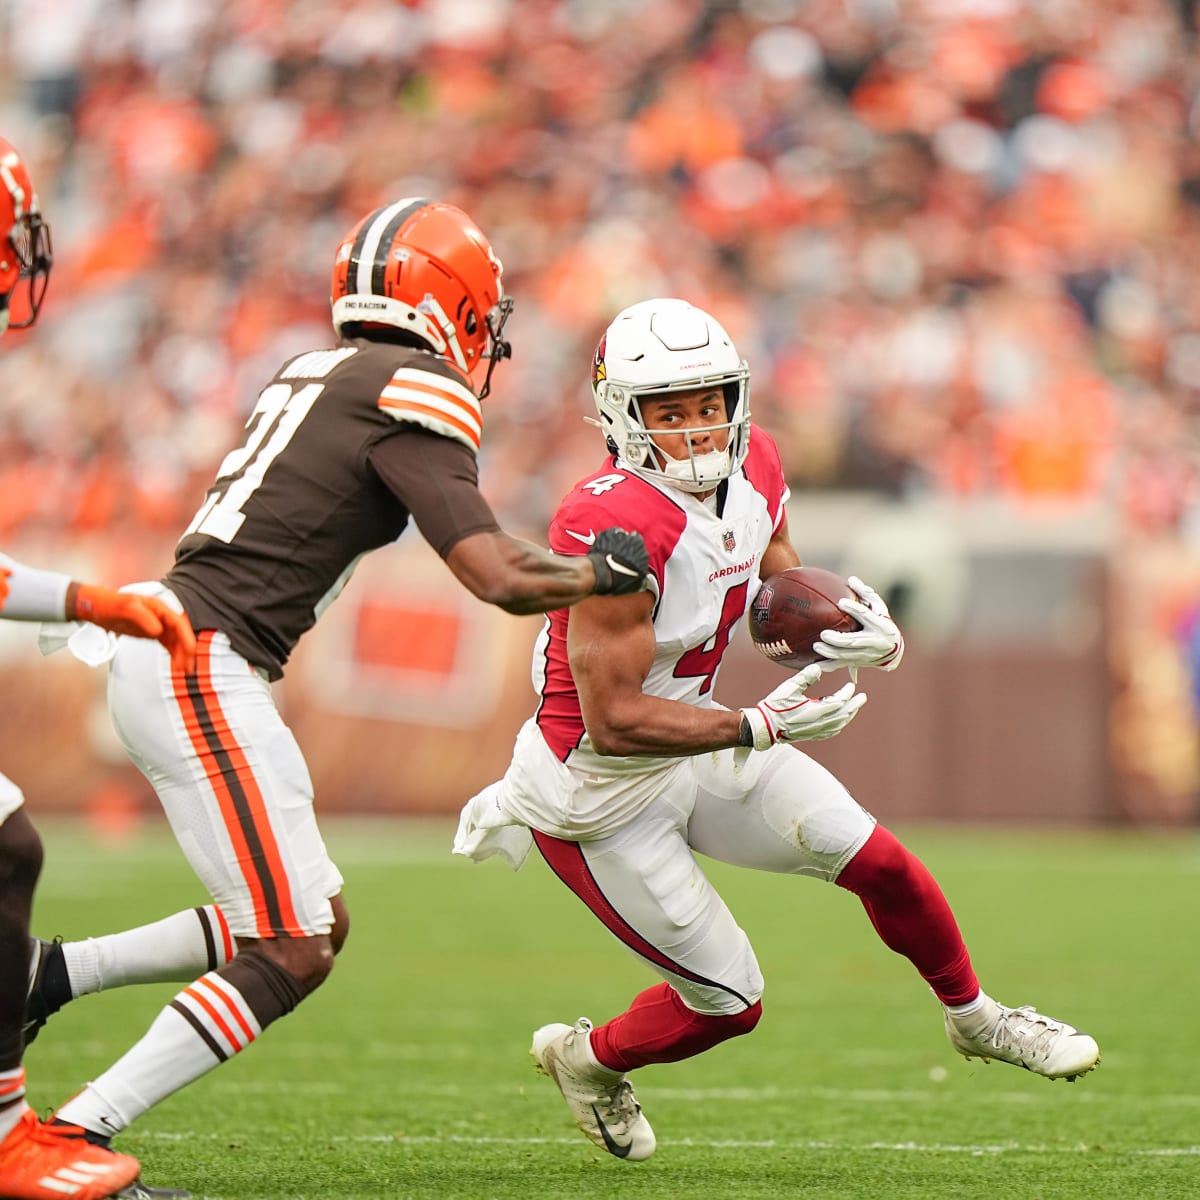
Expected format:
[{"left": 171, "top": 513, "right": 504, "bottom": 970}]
[{"left": 0, "top": 1110, "right": 140, "bottom": 1199}]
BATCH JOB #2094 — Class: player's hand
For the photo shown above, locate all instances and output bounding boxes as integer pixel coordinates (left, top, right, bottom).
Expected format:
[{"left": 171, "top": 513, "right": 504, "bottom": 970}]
[
  {"left": 70, "top": 585, "right": 197, "bottom": 674},
  {"left": 813, "top": 575, "right": 904, "bottom": 673},
  {"left": 740, "top": 663, "right": 867, "bottom": 750},
  {"left": 588, "top": 528, "right": 651, "bottom": 596}
]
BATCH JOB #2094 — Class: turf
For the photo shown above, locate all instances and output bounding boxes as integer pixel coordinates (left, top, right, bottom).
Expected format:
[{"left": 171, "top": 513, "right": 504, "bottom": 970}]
[{"left": 23, "top": 818, "right": 1200, "bottom": 1200}]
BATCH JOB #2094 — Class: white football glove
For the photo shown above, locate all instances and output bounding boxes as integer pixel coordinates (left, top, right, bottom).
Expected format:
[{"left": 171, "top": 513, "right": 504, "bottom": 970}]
[
  {"left": 813, "top": 575, "right": 905, "bottom": 674},
  {"left": 739, "top": 663, "right": 867, "bottom": 751}
]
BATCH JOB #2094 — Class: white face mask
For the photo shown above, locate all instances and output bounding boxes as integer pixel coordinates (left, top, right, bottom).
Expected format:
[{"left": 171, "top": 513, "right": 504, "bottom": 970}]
[{"left": 660, "top": 447, "right": 731, "bottom": 492}]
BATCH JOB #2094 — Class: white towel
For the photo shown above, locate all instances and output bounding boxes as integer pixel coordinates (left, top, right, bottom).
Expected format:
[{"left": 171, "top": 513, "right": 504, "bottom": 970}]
[
  {"left": 37, "top": 620, "right": 117, "bottom": 666},
  {"left": 37, "top": 580, "right": 168, "bottom": 667},
  {"left": 452, "top": 781, "right": 533, "bottom": 871}
]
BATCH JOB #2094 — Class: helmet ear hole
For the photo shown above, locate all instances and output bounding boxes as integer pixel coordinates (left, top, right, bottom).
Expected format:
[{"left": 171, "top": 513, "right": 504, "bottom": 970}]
[{"left": 465, "top": 310, "right": 477, "bottom": 336}]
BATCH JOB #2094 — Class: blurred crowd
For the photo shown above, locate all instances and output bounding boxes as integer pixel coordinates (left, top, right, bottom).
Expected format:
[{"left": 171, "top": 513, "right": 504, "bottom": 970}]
[{"left": 1, "top": 0, "right": 1200, "bottom": 542}]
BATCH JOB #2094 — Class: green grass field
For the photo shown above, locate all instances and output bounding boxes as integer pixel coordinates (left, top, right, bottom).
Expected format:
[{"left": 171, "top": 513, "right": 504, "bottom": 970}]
[{"left": 22, "top": 818, "right": 1200, "bottom": 1200}]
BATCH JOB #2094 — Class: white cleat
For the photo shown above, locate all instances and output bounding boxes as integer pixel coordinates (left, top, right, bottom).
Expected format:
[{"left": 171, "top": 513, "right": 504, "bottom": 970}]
[
  {"left": 530, "top": 1019, "right": 656, "bottom": 1161},
  {"left": 944, "top": 997, "right": 1101, "bottom": 1081}
]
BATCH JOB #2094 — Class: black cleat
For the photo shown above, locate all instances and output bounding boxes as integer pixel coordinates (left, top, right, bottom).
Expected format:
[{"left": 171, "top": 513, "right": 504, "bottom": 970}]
[{"left": 23, "top": 936, "right": 72, "bottom": 1045}]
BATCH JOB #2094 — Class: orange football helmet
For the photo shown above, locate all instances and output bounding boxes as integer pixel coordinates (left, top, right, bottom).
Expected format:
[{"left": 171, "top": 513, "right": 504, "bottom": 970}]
[
  {"left": 330, "top": 198, "right": 513, "bottom": 398},
  {"left": 0, "top": 136, "right": 52, "bottom": 335}
]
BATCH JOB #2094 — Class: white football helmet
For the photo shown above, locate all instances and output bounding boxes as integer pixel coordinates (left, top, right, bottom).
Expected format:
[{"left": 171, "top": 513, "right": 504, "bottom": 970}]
[{"left": 591, "top": 298, "right": 750, "bottom": 493}]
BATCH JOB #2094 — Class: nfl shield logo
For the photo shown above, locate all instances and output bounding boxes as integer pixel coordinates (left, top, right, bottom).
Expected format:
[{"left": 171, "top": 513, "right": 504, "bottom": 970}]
[{"left": 722, "top": 529, "right": 736, "bottom": 552}]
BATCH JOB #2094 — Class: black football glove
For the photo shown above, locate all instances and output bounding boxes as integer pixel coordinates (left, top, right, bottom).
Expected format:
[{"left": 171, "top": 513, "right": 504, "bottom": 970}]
[{"left": 587, "top": 528, "right": 651, "bottom": 596}]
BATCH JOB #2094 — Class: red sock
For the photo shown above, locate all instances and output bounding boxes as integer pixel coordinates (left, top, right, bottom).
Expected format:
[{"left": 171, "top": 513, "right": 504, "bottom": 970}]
[
  {"left": 836, "top": 825, "right": 980, "bottom": 1006},
  {"left": 589, "top": 983, "right": 761, "bottom": 1072}
]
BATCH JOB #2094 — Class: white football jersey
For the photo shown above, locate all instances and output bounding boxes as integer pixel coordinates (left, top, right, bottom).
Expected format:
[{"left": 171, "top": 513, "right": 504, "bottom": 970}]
[{"left": 499, "top": 429, "right": 789, "bottom": 838}]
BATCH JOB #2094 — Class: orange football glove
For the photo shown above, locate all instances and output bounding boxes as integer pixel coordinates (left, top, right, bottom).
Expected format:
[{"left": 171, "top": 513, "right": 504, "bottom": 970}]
[
  {"left": 0, "top": 567, "right": 10, "bottom": 605},
  {"left": 69, "top": 584, "right": 197, "bottom": 674}
]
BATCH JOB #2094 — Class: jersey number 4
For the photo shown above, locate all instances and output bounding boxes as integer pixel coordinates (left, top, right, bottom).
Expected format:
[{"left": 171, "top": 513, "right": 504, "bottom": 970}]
[
  {"left": 673, "top": 580, "right": 750, "bottom": 696},
  {"left": 184, "top": 382, "right": 323, "bottom": 544}
]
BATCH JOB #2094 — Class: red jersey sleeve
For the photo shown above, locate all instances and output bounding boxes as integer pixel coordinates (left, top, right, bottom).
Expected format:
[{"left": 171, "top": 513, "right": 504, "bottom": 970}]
[
  {"left": 549, "top": 460, "right": 688, "bottom": 601},
  {"left": 741, "top": 427, "right": 790, "bottom": 531}
]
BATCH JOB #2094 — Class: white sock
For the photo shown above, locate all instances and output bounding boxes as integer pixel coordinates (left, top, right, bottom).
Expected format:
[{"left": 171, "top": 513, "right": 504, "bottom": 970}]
[
  {"left": 62, "top": 906, "right": 232, "bottom": 996},
  {"left": 0, "top": 1069, "right": 28, "bottom": 1142},
  {"left": 945, "top": 990, "right": 987, "bottom": 1017},
  {"left": 55, "top": 970, "right": 260, "bottom": 1135}
]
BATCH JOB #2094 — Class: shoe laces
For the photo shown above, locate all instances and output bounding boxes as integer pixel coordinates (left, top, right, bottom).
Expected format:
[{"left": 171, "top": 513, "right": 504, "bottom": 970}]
[
  {"left": 991, "top": 1005, "right": 1067, "bottom": 1063},
  {"left": 565, "top": 1019, "right": 641, "bottom": 1128},
  {"left": 596, "top": 1079, "right": 643, "bottom": 1131}
]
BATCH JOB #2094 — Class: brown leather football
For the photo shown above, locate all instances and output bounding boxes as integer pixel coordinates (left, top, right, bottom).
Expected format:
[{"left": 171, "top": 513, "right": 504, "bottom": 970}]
[{"left": 748, "top": 566, "right": 859, "bottom": 670}]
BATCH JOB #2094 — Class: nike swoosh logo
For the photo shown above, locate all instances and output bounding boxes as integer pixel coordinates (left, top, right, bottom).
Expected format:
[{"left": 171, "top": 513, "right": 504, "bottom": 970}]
[
  {"left": 591, "top": 1104, "right": 631, "bottom": 1158},
  {"left": 565, "top": 529, "right": 597, "bottom": 546}
]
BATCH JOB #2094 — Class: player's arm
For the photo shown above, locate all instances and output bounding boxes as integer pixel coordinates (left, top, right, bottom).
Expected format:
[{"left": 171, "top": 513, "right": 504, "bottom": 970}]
[
  {"left": 445, "top": 528, "right": 645, "bottom": 613},
  {"left": 570, "top": 506, "right": 865, "bottom": 756},
  {"left": 370, "top": 431, "right": 648, "bottom": 612},
  {"left": 569, "top": 592, "right": 745, "bottom": 757},
  {"left": 571, "top": 592, "right": 863, "bottom": 756},
  {"left": 0, "top": 553, "right": 196, "bottom": 672},
  {"left": 0, "top": 553, "right": 71, "bottom": 621}
]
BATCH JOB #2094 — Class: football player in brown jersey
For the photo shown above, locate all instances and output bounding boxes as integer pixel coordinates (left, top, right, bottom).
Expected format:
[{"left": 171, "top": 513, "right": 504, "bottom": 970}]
[
  {"left": 0, "top": 135, "right": 198, "bottom": 1200},
  {"left": 38, "top": 199, "right": 649, "bottom": 1174}
]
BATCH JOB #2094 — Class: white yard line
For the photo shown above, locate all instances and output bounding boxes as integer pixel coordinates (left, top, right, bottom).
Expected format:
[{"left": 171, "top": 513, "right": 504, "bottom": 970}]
[
  {"left": 129, "top": 1130, "right": 1200, "bottom": 1156},
  {"left": 337, "top": 1134, "right": 1200, "bottom": 1156}
]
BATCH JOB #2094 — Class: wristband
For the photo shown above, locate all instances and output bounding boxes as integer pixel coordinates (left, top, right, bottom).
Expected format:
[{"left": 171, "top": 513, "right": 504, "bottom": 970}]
[
  {"left": 588, "top": 549, "right": 614, "bottom": 595},
  {"left": 738, "top": 707, "right": 773, "bottom": 751},
  {"left": 0, "top": 554, "right": 72, "bottom": 622}
]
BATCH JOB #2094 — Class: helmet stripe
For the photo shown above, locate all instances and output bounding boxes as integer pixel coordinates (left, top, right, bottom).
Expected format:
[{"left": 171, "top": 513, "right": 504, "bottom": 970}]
[
  {"left": 349, "top": 197, "right": 430, "bottom": 298},
  {"left": 0, "top": 154, "right": 27, "bottom": 219},
  {"left": 369, "top": 198, "right": 431, "bottom": 296}
]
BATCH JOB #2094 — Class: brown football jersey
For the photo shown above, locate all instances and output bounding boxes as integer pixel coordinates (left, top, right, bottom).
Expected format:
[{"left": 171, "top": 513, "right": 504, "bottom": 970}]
[{"left": 167, "top": 337, "right": 500, "bottom": 679}]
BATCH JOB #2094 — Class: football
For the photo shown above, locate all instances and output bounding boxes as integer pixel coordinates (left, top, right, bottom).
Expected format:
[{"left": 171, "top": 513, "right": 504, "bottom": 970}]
[{"left": 748, "top": 566, "right": 859, "bottom": 670}]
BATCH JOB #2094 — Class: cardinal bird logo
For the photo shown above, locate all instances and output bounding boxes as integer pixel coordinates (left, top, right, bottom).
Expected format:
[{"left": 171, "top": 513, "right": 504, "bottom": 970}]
[{"left": 592, "top": 336, "right": 607, "bottom": 386}]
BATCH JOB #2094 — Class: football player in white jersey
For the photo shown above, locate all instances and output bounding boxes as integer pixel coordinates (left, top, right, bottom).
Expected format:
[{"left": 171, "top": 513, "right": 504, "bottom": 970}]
[
  {"left": 0, "top": 135, "right": 198, "bottom": 1200},
  {"left": 455, "top": 298, "right": 1101, "bottom": 1162}
]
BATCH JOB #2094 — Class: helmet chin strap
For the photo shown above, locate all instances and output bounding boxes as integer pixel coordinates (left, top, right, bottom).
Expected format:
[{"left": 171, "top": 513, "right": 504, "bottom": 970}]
[
  {"left": 416, "top": 293, "right": 468, "bottom": 371},
  {"left": 662, "top": 448, "right": 731, "bottom": 489},
  {"left": 639, "top": 438, "right": 731, "bottom": 491}
]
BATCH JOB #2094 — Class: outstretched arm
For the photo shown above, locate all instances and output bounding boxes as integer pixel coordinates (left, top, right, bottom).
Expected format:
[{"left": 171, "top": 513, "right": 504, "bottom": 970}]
[
  {"left": 1, "top": 553, "right": 196, "bottom": 673},
  {"left": 0, "top": 553, "right": 71, "bottom": 621},
  {"left": 371, "top": 431, "right": 648, "bottom": 613},
  {"left": 445, "top": 527, "right": 647, "bottom": 614}
]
